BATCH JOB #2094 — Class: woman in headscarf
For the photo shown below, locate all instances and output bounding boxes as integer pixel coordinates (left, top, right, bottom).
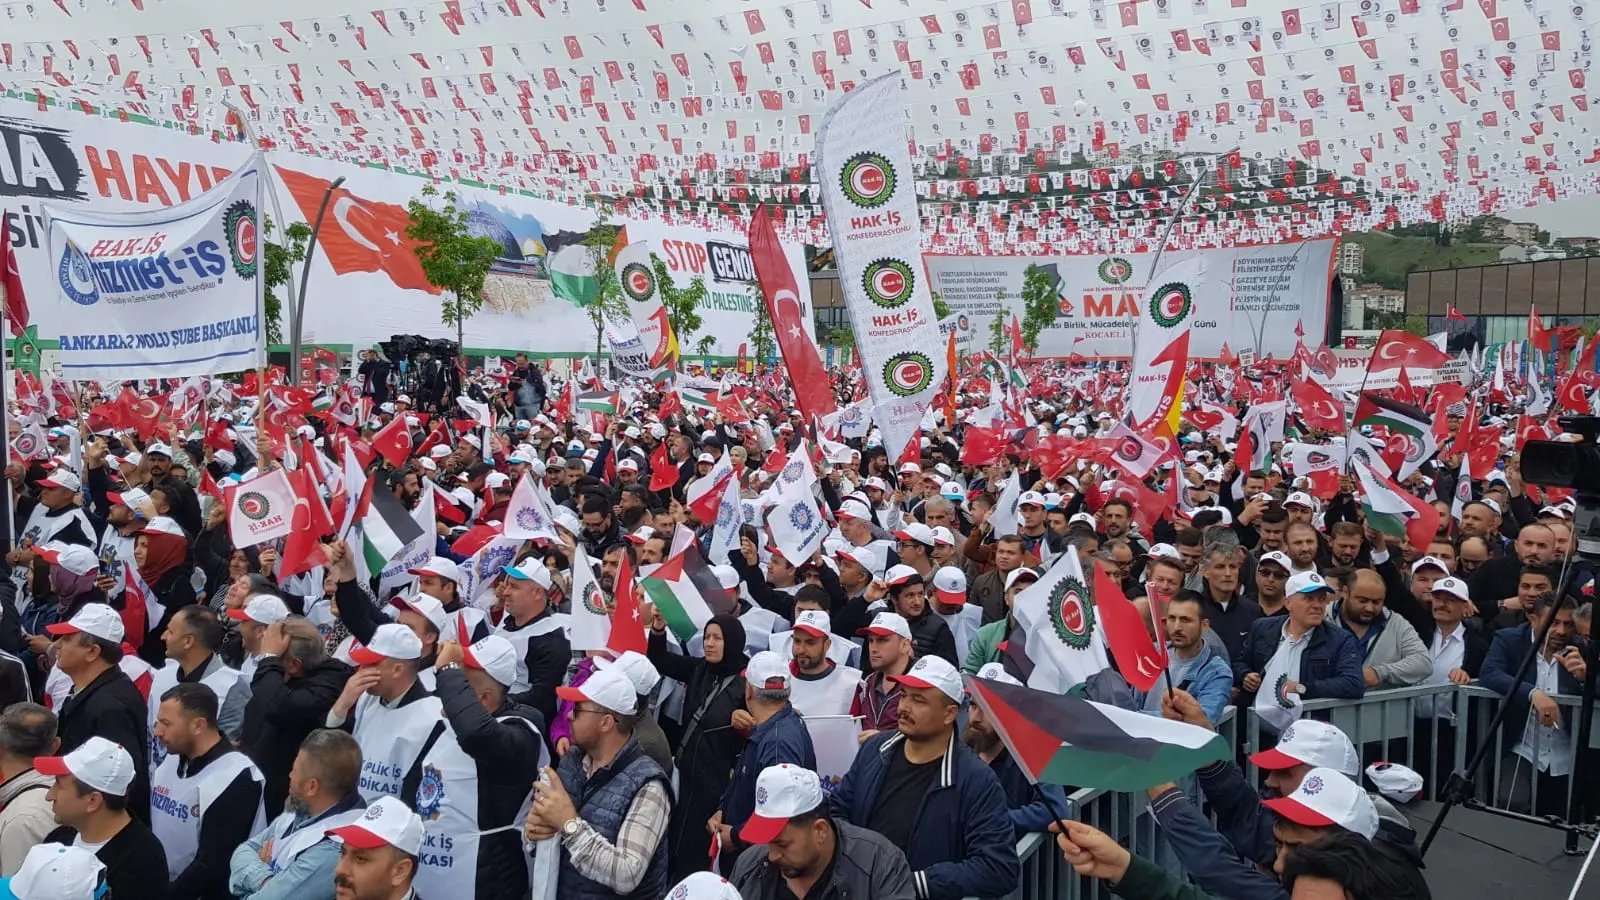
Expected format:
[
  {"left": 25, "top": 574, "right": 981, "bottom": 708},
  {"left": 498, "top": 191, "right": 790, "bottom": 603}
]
[
  {"left": 134, "top": 517, "right": 197, "bottom": 665},
  {"left": 21, "top": 548, "right": 101, "bottom": 698},
  {"left": 647, "top": 612, "right": 749, "bottom": 882}
]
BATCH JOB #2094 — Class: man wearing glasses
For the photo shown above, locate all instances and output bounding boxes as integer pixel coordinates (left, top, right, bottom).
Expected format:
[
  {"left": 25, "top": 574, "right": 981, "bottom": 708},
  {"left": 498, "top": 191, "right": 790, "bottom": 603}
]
[{"left": 1236, "top": 572, "right": 1366, "bottom": 732}]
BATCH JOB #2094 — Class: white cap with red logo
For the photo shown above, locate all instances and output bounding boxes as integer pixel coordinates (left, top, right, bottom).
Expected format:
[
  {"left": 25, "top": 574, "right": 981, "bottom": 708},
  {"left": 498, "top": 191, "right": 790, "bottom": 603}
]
[
  {"left": 889, "top": 656, "right": 964, "bottom": 703},
  {"left": 34, "top": 736, "right": 136, "bottom": 796},
  {"left": 932, "top": 566, "right": 968, "bottom": 605},
  {"left": 327, "top": 796, "right": 426, "bottom": 856},
  {"left": 738, "top": 764, "right": 825, "bottom": 844},
  {"left": 44, "top": 604, "right": 124, "bottom": 645}
]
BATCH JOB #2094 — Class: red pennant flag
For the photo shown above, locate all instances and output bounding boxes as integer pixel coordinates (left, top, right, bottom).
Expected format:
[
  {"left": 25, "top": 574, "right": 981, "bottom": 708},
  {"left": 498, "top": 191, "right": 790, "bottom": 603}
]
[
  {"left": 607, "top": 554, "right": 647, "bottom": 656},
  {"left": 1367, "top": 330, "right": 1451, "bottom": 374},
  {"left": 371, "top": 416, "right": 412, "bottom": 468},
  {"left": 1094, "top": 563, "right": 1168, "bottom": 692},
  {"left": 649, "top": 441, "right": 678, "bottom": 492},
  {"left": 0, "top": 213, "right": 29, "bottom": 336},
  {"left": 749, "top": 206, "right": 836, "bottom": 424}
]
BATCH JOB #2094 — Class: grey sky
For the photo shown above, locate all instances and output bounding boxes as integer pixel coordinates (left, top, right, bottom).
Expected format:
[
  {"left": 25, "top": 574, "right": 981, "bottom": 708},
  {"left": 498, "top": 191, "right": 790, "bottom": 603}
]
[{"left": 1505, "top": 196, "right": 1600, "bottom": 239}]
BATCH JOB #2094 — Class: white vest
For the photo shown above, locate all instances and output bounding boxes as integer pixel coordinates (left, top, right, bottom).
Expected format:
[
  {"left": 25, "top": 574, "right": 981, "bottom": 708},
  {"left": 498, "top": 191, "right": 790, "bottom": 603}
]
[
  {"left": 352, "top": 690, "right": 444, "bottom": 802},
  {"left": 494, "top": 613, "right": 569, "bottom": 695},
  {"left": 770, "top": 630, "right": 860, "bottom": 668},
  {"left": 147, "top": 662, "right": 242, "bottom": 775},
  {"left": 789, "top": 664, "right": 862, "bottom": 718},
  {"left": 20, "top": 504, "right": 93, "bottom": 549},
  {"left": 150, "top": 750, "right": 266, "bottom": 877},
  {"left": 410, "top": 714, "right": 546, "bottom": 900},
  {"left": 264, "top": 806, "right": 367, "bottom": 874},
  {"left": 937, "top": 605, "right": 984, "bottom": 663}
]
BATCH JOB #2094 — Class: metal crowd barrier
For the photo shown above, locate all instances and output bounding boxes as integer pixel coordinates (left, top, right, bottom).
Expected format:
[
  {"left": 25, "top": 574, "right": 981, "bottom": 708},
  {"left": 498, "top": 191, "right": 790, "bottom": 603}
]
[{"left": 965, "top": 685, "right": 1600, "bottom": 900}]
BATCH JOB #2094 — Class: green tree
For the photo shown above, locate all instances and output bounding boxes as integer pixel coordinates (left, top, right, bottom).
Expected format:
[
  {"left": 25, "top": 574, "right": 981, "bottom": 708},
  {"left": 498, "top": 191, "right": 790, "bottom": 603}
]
[
  {"left": 1018, "top": 264, "right": 1060, "bottom": 353},
  {"left": 262, "top": 217, "right": 311, "bottom": 346},
  {"left": 577, "top": 213, "right": 630, "bottom": 359},
  {"left": 651, "top": 254, "right": 714, "bottom": 355},
  {"left": 1403, "top": 312, "right": 1428, "bottom": 337},
  {"left": 746, "top": 281, "right": 774, "bottom": 369},
  {"left": 405, "top": 185, "right": 503, "bottom": 351},
  {"left": 987, "top": 294, "right": 1007, "bottom": 356}
]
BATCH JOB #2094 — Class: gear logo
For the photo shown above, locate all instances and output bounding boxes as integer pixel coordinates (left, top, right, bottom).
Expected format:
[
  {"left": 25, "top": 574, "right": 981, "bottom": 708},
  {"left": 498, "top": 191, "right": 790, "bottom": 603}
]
[
  {"left": 515, "top": 505, "right": 546, "bottom": 533},
  {"left": 583, "top": 584, "right": 608, "bottom": 616},
  {"left": 1273, "top": 673, "right": 1297, "bottom": 710},
  {"left": 58, "top": 243, "right": 100, "bottom": 307},
  {"left": 224, "top": 201, "right": 259, "bottom": 279},
  {"left": 1048, "top": 575, "right": 1095, "bottom": 649},
  {"left": 1098, "top": 257, "right": 1133, "bottom": 284},
  {"left": 882, "top": 352, "right": 933, "bottom": 397},
  {"left": 1115, "top": 437, "right": 1144, "bottom": 463},
  {"left": 790, "top": 502, "right": 816, "bottom": 533},
  {"left": 416, "top": 764, "right": 446, "bottom": 820},
  {"left": 862, "top": 259, "right": 915, "bottom": 308},
  {"left": 1149, "top": 281, "right": 1193, "bottom": 328},
  {"left": 621, "top": 261, "right": 656, "bottom": 302},
  {"left": 238, "top": 491, "right": 271, "bottom": 521},
  {"left": 839, "top": 152, "right": 896, "bottom": 208},
  {"left": 782, "top": 458, "right": 807, "bottom": 483}
]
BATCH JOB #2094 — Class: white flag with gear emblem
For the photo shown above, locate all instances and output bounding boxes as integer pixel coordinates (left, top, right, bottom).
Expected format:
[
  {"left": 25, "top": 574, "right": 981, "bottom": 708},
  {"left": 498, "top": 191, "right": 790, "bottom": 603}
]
[
  {"left": 227, "top": 467, "right": 296, "bottom": 547},
  {"left": 1011, "top": 550, "right": 1112, "bottom": 695},
  {"left": 568, "top": 543, "right": 611, "bottom": 651}
]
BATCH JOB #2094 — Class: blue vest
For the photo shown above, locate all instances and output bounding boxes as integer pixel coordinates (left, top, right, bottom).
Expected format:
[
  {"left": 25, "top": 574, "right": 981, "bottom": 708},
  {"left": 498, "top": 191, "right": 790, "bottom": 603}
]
[{"left": 556, "top": 735, "right": 670, "bottom": 900}]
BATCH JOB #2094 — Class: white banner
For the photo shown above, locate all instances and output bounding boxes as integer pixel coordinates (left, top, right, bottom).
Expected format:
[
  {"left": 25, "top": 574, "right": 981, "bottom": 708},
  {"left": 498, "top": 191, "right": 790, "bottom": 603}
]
[
  {"left": 937, "top": 313, "right": 977, "bottom": 357},
  {"left": 44, "top": 154, "right": 266, "bottom": 380},
  {"left": 1324, "top": 349, "right": 1469, "bottom": 391},
  {"left": 1, "top": 99, "right": 812, "bottom": 355},
  {"left": 817, "top": 73, "right": 945, "bottom": 463},
  {"left": 613, "top": 241, "right": 675, "bottom": 367},
  {"left": 924, "top": 239, "right": 1336, "bottom": 360},
  {"left": 1127, "top": 256, "right": 1205, "bottom": 437}
]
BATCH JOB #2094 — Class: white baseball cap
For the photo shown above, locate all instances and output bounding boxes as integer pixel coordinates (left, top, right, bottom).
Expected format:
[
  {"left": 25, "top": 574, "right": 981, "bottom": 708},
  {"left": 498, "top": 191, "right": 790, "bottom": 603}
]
[
  {"left": 140, "top": 516, "right": 185, "bottom": 539},
  {"left": 390, "top": 593, "right": 449, "bottom": 634},
  {"left": 792, "top": 609, "right": 831, "bottom": 639},
  {"left": 484, "top": 471, "right": 511, "bottom": 491},
  {"left": 36, "top": 543, "right": 97, "bottom": 577},
  {"left": 1017, "top": 490, "right": 1047, "bottom": 508},
  {"left": 106, "top": 487, "right": 150, "bottom": 510},
  {"left": 0, "top": 843, "right": 107, "bottom": 900},
  {"left": 1431, "top": 577, "right": 1470, "bottom": 603},
  {"left": 836, "top": 544, "right": 886, "bottom": 580},
  {"left": 501, "top": 557, "right": 553, "bottom": 589},
  {"left": 931, "top": 566, "right": 968, "bottom": 605},
  {"left": 893, "top": 523, "right": 936, "bottom": 547},
  {"left": 1284, "top": 491, "right": 1315, "bottom": 509},
  {"left": 1410, "top": 556, "right": 1449, "bottom": 575},
  {"left": 594, "top": 650, "right": 662, "bottom": 695},
  {"left": 617, "top": 458, "right": 640, "bottom": 473},
  {"left": 662, "top": 871, "right": 743, "bottom": 900},
  {"left": 835, "top": 498, "right": 873, "bottom": 521},
  {"left": 34, "top": 736, "right": 136, "bottom": 796},
  {"left": 429, "top": 445, "right": 453, "bottom": 459},
  {"left": 861, "top": 611, "right": 912, "bottom": 640},
  {"left": 744, "top": 650, "right": 792, "bottom": 691},
  {"left": 1285, "top": 572, "right": 1334, "bottom": 596},
  {"left": 1365, "top": 761, "right": 1424, "bottom": 804},
  {"left": 1251, "top": 720, "right": 1360, "bottom": 778},
  {"left": 930, "top": 526, "right": 956, "bottom": 547},
  {"left": 557, "top": 667, "right": 639, "bottom": 716},
  {"left": 974, "top": 661, "right": 1023, "bottom": 687},
  {"left": 1068, "top": 512, "right": 1097, "bottom": 528},
  {"left": 889, "top": 655, "right": 964, "bottom": 703},
  {"left": 328, "top": 796, "right": 427, "bottom": 856},
  {"left": 939, "top": 481, "right": 966, "bottom": 500},
  {"left": 625, "top": 526, "right": 655, "bottom": 545},
  {"left": 696, "top": 452, "right": 715, "bottom": 464},
  {"left": 1264, "top": 767, "right": 1379, "bottom": 839},
  {"left": 144, "top": 442, "right": 173, "bottom": 457},
  {"left": 45, "top": 604, "right": 124, "bottom": 645},
  {"left": 1145, "top": 543, "right": 1181, "bottom": 561},
  {"left": 884, "top": 564, "right": 921, "bottom": 587},
  {"left": 738, "top": 764, "right": 825, "bottom": 844},
  {"left": 226, "top": 595, "right": 291, "bottom": 626},
  {"left": 349, "top": 623, "right": 425, "bottom": 665},
  {"left": 409, "top": 556, "right": 462, "bottom": 584},
  {"left": 462, "top": 634, "right": 519, "bottom": 687},
  {"left": 37, "top": 471, "right": 81, "bottom": 493},
  {"left": 1005, "top": 567, "right": 1041, "bottom": 592},
  {"left": 1257, "top": 551, "right": 1293, "bottom": 572}
]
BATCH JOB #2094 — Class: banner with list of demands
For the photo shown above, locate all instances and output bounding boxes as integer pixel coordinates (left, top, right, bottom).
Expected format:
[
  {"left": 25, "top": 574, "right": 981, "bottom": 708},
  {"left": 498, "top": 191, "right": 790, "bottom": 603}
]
[
  {"left": 922, "top": 238, "right": 1336, "bottom": 360},
  {"left": 44, "top": 154, "right": 266, "bottom": 380}
]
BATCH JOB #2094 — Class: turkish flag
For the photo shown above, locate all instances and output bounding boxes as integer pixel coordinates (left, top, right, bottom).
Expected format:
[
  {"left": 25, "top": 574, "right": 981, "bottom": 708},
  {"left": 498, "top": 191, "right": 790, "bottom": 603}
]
[
  {"left": 606, "top": 554, "right": 647, "bottom": 656},
  {"left": 370, "top": 416, "right": 412, "bottom": 468},
  {"left": 649, "top": 441, "right": 678, "bottom": 492},
  {"left": 1095, "top": 564, "right": 1168, "bottom": 692},
  {"left": 275, "top": 166, "right": 441, "bottom": 295},
  {"left": 749, "top": 206, "right": 835, "bottom": 424},
  {"left": 278, "top": 464, "right": 335, "bottom": 577},
  {"left": 1291, "top": 378, "right": 1344, "bottom": 431},
  {"left": 0, "top": 216, "right": 29, "bottom": 336},
  {"left": 1367, "top": 330, "right": 1450, "bottom": 374}
]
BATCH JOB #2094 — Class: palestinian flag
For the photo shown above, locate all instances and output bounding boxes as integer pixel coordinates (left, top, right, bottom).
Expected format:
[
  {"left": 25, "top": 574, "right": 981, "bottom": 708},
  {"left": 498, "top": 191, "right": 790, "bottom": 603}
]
[
  {"left": 964, "top": 674, "right": 1229, "bottom": 792},
  {"left": 1351, "top": 457, "right": 1439, "bottom": 553},
  {"left": 576, "top": 390, "right": 620, "bottom": 415},
  {"left": 639, "top": 548, "right": 732, "bottom": 642},
  {"left": 358, "top": 484, "right": 426, "bottom": 575},
  {"left": 680, "top": 384, "right": 718, "bottom": 415},
  {"left": 1352, "top": 393, "right": 1436, "bottom": 479}
]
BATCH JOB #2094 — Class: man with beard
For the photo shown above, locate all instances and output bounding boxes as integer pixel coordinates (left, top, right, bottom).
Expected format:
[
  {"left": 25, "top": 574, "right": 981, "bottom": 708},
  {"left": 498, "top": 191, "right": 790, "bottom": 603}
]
[
  {"left": 730, "top": 765, "right": 915, "bottom": 899},
  {"left": 1327, "top": 523, "right": 1366, "bottom": 568},
  {"left": 964, "top": 664, "right": 1072, "bottom": 836},
  {"left": 1138, "top": 593, "right": 1233, "bottom": 724},
  {"left": 851, "top": 613, "right": 914, "bottom": 742},
  {"left": 1255, "top": 551, "right": 1292, "bottom": 618},
  {"left": 327, "top": 796, "right": 424, "bottom": 900},
  {"left": 882, "top": 566, "right": 958, "bottom": 666},
  {"left": 928, "top": 567, "right": 982, "bottom": 661},
  {"left": 1332, "top": 569, "right": 1431, "bottom": 689},
  {"left": 1098, "top": 499, "right": 1147, "bottom": 554},
  {"left": 227, "top": 730, "right": 366, "bottom": 900},
  {"left": 784, "top": 611, "right": 862, "bottom": 720},
  {"left": 390, "top": 470, "right": 421, "bottom": 511}
]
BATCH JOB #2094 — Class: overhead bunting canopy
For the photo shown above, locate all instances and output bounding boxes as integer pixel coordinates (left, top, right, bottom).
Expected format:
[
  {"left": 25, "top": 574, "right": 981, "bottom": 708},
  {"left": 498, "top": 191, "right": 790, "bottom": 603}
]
[{"left": 5, "top": 0, "right": 1595, "bottom": 252}]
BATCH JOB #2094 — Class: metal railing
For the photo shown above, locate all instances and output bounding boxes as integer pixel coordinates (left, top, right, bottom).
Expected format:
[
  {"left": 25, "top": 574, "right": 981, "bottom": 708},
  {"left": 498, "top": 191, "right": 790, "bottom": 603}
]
[{"left": 965, "top": 684, "right": 1599, "bottom": 900}]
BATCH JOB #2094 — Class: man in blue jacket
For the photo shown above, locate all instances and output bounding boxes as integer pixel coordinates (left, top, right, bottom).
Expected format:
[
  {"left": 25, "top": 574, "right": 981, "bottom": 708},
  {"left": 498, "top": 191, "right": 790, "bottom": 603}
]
[
  {"left": 711, "top": 651, "right": 817, "bottom": 871},
  {"left": 1480, "top": 591, "right": 1587, "bottom": 816},
  {"left": 1137, "top": 592, "right": 1233, "bottom": 724},
  {"left": 1235, "top": 572, "right": 1364, "bottom": 710},
  {"left": 965, "top": 664, "right": 1073, "bottom": 836},
  {"left": 832, "top": 655, "right": 1018, "bottom": 900}
]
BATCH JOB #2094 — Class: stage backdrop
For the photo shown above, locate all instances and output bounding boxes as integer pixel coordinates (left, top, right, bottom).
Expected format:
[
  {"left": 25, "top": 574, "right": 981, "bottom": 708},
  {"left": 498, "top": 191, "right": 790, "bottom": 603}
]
[
  {"left": 0, "top": 98, "right": 811, "bottom": 355},
  {"left": 922, "top": 239, "right": 1336, "bottom": 360}
]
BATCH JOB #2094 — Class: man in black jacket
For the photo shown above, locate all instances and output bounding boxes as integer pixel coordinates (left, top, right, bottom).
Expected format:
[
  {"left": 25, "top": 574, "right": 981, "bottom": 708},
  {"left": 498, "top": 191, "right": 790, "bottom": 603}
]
[
  {"left": 39, "top": 736, "right": 169, "bottom": 900},
  {"left": 494, "top": 558, "right": 570, "bottom": 731},
  {"left": 47, "top": 604, "right": 151, "bottom": 822},
  {"left": 357, "top": 350, "right": 392, "bottom": 407},
  {"left": 240, "top": 616, "right": 352, "bottom": 818},
  {"left": 431, "top": 633, "right": 547, "bottom": 899}
]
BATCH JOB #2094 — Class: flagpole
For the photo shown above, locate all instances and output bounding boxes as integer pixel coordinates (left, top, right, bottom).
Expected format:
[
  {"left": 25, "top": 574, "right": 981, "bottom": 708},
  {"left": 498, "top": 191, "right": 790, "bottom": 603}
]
[{"left": 0, "top": 254, "right": 12, "bottom": 551}]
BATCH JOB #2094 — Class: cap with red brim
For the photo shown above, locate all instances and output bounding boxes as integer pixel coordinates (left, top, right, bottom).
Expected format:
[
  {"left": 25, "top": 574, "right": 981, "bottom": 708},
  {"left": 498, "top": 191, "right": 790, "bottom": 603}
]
[
  {"left": 326, "top": 823, "right": 394, "bottom": 849},
  {"left": 739, "top": 812, "right": 791, "bottom": 845},
  {"left": 1249, "top": 746, "right": 1308, "bottom": 771},
  {"left": 1263, "top": 795, "right": 1338, "bottom": 828}
]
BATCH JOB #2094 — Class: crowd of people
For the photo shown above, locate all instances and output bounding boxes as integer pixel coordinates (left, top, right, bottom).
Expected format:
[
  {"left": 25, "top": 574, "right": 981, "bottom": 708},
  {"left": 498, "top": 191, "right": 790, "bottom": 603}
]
[{"left": 0, "top": 346, "right": 1585, "bottom": 900}]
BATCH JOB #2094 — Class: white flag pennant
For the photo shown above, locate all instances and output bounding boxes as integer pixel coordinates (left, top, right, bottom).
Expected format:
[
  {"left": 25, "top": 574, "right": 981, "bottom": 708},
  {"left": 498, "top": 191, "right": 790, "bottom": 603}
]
[{"left": 504, "top": 473, "right": 560, "bottom": 542}]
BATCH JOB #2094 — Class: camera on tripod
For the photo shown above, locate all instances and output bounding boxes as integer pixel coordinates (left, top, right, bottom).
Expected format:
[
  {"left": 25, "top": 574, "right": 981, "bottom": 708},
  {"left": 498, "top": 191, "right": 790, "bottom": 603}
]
[{"left": 1520, "top": 415, "right": 1600, "bottom": 558}]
